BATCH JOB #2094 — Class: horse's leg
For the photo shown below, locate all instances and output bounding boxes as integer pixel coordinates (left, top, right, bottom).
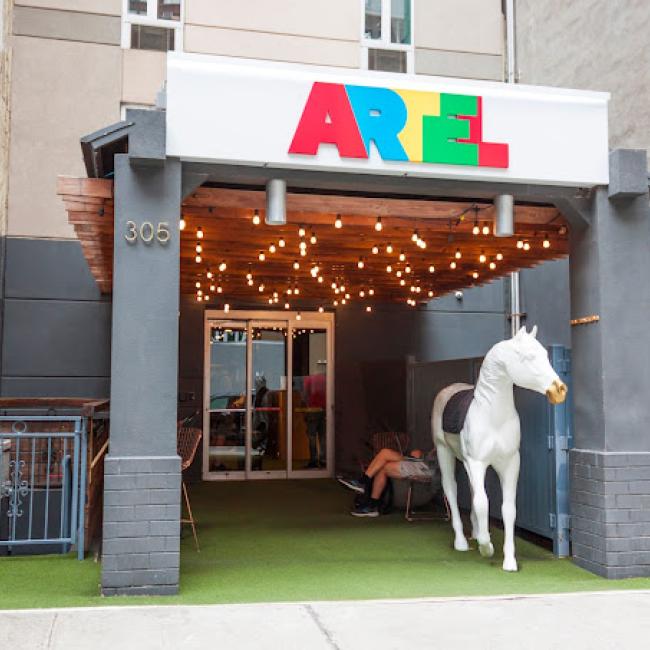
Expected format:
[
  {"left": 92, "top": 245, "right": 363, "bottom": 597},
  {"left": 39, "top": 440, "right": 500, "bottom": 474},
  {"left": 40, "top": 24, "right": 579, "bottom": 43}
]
[
  {"left": 436, "top": 443, "right": 468, "bottom": 551},
  {"left": 468, "top": 482, "right": 479, "bottom": 540},
  {"left": 465, "top": 458, "right": 493, "bottom": 557},
  {"left": 494, "top": 452, "right": 520, "bottom": 571}
]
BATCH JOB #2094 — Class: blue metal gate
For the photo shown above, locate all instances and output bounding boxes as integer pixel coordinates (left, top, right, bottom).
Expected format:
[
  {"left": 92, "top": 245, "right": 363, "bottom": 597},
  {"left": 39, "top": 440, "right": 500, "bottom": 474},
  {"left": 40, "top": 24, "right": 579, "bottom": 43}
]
[
  {"left": 0, "top": 416, "right": 87, "bottom": 559},
  {"left": 407, "top": 345, "right": 573, "bottom": 556}
]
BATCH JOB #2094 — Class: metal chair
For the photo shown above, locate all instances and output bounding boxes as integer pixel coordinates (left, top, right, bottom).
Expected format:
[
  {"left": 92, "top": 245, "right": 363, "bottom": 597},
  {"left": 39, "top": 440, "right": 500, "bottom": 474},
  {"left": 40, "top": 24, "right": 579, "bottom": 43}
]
[{"left": 177, "top": 426, "right": 202, "bottom": 551}]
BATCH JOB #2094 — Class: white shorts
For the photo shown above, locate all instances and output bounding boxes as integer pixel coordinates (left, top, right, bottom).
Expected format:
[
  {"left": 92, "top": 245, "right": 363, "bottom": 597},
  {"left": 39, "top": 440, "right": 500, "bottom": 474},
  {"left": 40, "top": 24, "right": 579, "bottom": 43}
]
[{"left": 398, "top": 459, "right": 432, "bottom": 479}]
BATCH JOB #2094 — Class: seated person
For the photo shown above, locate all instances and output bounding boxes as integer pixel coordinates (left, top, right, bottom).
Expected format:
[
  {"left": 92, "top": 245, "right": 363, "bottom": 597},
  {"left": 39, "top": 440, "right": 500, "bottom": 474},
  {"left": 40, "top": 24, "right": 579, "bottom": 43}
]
[{"left": 338, "top": 447, "right": 433, "bottom": 517}]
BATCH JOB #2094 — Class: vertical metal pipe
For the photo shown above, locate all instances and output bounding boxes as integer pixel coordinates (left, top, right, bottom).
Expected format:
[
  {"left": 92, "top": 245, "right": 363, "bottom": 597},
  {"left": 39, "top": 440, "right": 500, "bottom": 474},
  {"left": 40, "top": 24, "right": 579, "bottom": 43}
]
[
  {"left": 494, "top": 194, "right": 514, "bottom": 237},
  {"left": 505, "top": 0, "right": 520, "bottom": 335},
  {"left": 265, "top": 179, "right": 287, "bottom": 225}
]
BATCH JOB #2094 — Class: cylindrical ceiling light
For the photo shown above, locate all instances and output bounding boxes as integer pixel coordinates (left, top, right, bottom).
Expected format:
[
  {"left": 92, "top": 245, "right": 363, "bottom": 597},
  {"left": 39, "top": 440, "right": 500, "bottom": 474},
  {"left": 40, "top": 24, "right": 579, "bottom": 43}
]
[
  {"left": 494, "top": 194, "right": 514, "bottom": 237},
  {"left": 265, "top": 179, "right": 287, "bottom": 225}
]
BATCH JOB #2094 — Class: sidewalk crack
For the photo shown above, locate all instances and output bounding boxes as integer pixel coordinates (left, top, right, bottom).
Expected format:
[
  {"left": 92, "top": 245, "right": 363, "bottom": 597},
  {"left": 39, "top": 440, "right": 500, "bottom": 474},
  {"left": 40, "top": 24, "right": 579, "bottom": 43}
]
[
  {"left": 46, "top": 613, "right": 58, "bottom": 649},
  {"left": 304, "top": 604, "right": 341, "bottom": 650}
]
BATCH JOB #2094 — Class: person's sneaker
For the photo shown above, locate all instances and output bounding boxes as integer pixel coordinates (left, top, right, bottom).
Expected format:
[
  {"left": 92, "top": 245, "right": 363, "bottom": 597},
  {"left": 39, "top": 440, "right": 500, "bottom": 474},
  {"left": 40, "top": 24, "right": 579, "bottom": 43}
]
[
  {"left": 337, "top": 476, "right": 366, "bottom": 494},
  {"left": 350, "top": 502, "right": 379, "bottom": 517}
]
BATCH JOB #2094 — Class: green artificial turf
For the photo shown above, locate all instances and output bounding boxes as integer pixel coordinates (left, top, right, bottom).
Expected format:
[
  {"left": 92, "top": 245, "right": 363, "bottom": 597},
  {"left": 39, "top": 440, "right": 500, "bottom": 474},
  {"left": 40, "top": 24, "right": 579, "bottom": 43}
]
[{"left": 1, "top": 479, "right": 649, "bottom": 610}]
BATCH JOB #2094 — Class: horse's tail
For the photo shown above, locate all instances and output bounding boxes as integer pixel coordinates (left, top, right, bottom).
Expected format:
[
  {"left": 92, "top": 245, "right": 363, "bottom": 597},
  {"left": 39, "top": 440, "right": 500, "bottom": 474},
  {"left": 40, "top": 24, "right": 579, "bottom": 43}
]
[{"left": 431, "top": 383, "right": 474, "bottom": 447}]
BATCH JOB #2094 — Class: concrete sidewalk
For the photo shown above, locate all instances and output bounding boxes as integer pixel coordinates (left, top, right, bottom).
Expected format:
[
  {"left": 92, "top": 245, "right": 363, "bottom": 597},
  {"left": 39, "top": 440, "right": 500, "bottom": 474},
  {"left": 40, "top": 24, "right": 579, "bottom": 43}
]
[{"left": 1, "top": 590, "right": 649, "bottom": 650}]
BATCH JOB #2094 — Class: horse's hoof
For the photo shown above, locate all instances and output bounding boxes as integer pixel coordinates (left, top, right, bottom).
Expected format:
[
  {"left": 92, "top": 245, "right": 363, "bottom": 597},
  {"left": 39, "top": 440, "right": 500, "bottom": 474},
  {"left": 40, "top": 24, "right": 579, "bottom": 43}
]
[
  {"left": 503, "top": 558, "right": 518, "bottom": 572},
  {"left": 479, "top": 541, "right": 494, "bottom": 558},
  {"left": 454, "top": 537, "right": 469, "bottom": 552}
]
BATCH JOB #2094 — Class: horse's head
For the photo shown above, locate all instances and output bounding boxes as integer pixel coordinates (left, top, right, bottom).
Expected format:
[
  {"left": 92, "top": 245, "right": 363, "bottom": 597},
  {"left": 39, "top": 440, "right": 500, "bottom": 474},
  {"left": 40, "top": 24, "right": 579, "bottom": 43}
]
[{"left": 503, "top": 326, "right": 568, "bottom": 404}]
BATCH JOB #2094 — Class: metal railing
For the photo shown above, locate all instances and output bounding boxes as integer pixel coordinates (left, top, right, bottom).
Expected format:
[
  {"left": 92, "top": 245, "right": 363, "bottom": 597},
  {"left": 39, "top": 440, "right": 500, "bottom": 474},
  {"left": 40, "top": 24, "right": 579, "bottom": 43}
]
[{"left": 0, "top": 416, "right": 87, "bottom": 560}]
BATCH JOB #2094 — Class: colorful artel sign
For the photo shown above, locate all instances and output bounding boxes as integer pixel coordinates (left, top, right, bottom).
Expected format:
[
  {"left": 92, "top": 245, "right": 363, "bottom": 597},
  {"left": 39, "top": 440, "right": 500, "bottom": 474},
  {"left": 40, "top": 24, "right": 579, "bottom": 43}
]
[
  {"left": 166, "top": 53, "right": 610, "bottom": 186},
  {"left": 289, "top": 82, "right": 508, "bottom": 168}
]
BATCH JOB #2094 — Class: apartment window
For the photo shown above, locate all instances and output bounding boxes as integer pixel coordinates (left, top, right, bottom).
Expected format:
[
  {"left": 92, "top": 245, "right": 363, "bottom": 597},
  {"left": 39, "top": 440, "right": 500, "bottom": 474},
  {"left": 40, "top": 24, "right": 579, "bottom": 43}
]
[
  {"left": 122, "top": 0, "right": 183, "bottom": 51},
  {"left": 361, "top": 0, "right": 413, "bottom": 73}
]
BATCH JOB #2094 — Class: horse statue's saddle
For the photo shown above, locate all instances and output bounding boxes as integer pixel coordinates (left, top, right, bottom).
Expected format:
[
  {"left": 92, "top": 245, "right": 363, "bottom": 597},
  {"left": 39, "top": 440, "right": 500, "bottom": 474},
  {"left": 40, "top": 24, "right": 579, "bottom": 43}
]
[{"left": 442, "top": 388, "right": 475, "bottom": 435}]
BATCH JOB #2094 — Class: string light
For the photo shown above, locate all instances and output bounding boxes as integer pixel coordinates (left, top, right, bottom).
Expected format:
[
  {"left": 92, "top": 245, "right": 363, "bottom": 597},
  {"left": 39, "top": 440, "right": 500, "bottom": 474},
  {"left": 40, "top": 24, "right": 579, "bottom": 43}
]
[
  {"left": 180, "top": 218, "right": 186, "bottom": 231},
  {"left": 516, "top": 239, "right": 524, "bottom": 249},
  {"left": 334, "top": 215, "right": 342, "bottom": 229},
  {"left": 210, "top": 284, "right": 216, "bottom": 292},
  {"left": 472, "top": 271, "right": 479, "bottom": 279},
  {"left": 298, "top": 225, "right": 306, "bottom": 237},
  {"left": 310, "top": 232, "right": 317, "bottom": 244},
  {"left": 318, "top": 306, "right": 324, "bottom": 313},
  {"left": 340, "top": 284, "right": 346, "bottom": 292},
  {"left": 472, "top": 221, "right": 480, "bottom": 235},
  {"left": 405, "top": 264, "right": 412, "bottom": 274},
  {"left": 411, "top": 230, "right": 418, "bottom": 243},
  {"left": 357, "top": 257, "right": 365, "bottom": 269},
  {"left": 296, "top": 312, "right": 302, "bottom": 321},
  {"left": 195, "top": 243, "right": 202, "bottom": 254},
  {"left": 359, "top": 289, "right": 366, "bottom": 298},
  {"left": 196, "top": 226, "right": 204, "bottom": 239},
  {"left": 268, "top": 298, "right": 274, "bottom": 305},
  {"left": 331, "top": 282, "right": 337, "bottom": 290},
  {"left": 375, "top": 217, "right": 383, "bottom": 232},
  {"left": 479, "top": 252, "right": 486, "bottom": 263},
  {"left": 455, "top": 248, "right": 462, "bottom": 259},
  {"left": 219, "top": 261, "right": 227, "bottom": 272},
  {"left": 294, "top": 287, "right": 300, "bottom": 295},
  {"left": 429, "top": 265, "right": 435, "bottom": 273},
  {"left": 217, "top": 285, "right": 223, "bottom": 294},
  {"left": 386, "top": 264, "right": 392, "bottom": 273},
  {"left": 224, "top": 303, "right": 230, "bottom": 313},
  {"left": 299, "top": 241, "right": 307, "bottom": 251},
  {"left": 450, "top": 261, "right": 457, "bottom": 269},
  {"left": 396, "top": 270, "right": 402, "bottom": 278},
  {"left": 368, "top": 288, "right": 375, "bottom": 296},
  {"left": 418, "top": 239, "right": 427, "bottom": 249},
  {"left": 195, "top": 281, "right": 201, "bottom": 289},
  {"left": 366, "top": 305, "right": 372, "bottom": 313},
  {"left": 269, "top": 243, "right": 277, "bottom": 253},
  {"left": 285, "top": 302, "right": 290, "bottom": 310},
  {"left": 543, "top": 234, "right": 551, "bottom": 248},
  {"left": 399, "top": 279, "right": 406, "bottom": 286},
  {"left": 258, "top": 251, "right": 265, "bottom": 261},
  {"left": 293, "top": 260, "right": 300, "bottom": 270},
  {"left": 371, "top": 244, "right": 379, "bottom": 255},
  {"left": 333, "top": 300, "right": 339, "bottom": 307},
  {"left": 496, "top": 252, "right": 504, "bottom": 261},
  {"left": 317, "top": 276, "right": 323, "bottom": 283},
  {"left": 428, "top": 290, "right": 434, "bottom": 298},
  {"left": 247, "top": 278, "right": 254, "bottom": 286},
  {"left": 386, "top": 243, "right": 393, "bottom": 254},
  {"left": 258, "top": 284, "right": 265, "bottom": 292},
  {"left": 310, "top": 265, "right": 319, "bottom": 277},
  {"left": 287, "top": 288, "right": 293, "bottom": 296},
  {"left": 206, "top": 270, "right": 213, "bottom": 279},
  {"left": 246, "top": 272, "right": 253, "bottom": 280},
  {"left": 399, "top": 250, "right": 406, "bottom": 262},
  {"left": 523, "top": 240, "right": 531, "bottom": 251},
  {"left": 489, "top": 262, "right": 497, "bottom": 270},
  {"left": 482, "top": 222, "right": 490, "bottom": 235},
  {"left": 341, "top": 298, "right": 347, "bottom": 305},
  {"left": 195, "top": 254, "right": 202, "bottom": 263}
]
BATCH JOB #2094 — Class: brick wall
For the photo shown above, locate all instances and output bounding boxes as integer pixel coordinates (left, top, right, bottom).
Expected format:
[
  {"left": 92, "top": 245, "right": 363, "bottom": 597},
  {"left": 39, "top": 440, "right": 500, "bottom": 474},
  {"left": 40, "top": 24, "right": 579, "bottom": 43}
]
[
  {"left": 571, "top": 449, "right": 650, "bottom": 578},
  {"left": 101, "top": 456, "right": 181, "bottom": 596}
]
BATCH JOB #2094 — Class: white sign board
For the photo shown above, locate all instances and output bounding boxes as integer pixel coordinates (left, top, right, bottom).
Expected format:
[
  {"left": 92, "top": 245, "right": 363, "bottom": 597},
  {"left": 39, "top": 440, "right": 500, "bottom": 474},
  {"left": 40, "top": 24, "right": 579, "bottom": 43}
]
[{"left": 166, "top": 52, "right": 609, "bottom": 187}]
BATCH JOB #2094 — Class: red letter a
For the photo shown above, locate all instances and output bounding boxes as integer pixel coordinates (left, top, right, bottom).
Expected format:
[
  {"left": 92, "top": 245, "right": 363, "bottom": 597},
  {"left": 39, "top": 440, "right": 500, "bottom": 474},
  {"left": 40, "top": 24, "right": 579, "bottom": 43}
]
[{"left": 289, "top": 82, "right": 368, "bottom": 159}]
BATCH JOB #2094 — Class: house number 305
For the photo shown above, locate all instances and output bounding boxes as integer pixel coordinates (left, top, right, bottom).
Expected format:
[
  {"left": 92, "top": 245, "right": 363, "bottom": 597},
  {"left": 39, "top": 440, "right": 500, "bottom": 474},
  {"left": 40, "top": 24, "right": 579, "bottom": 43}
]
[{"left": 124, "top": 221, "right": 171, "bottom": 245}]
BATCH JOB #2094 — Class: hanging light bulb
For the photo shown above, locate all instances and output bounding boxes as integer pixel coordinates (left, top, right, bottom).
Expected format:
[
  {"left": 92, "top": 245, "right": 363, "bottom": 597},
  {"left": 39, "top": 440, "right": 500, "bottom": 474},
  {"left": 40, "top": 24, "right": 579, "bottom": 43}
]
[
  {"left": 310, "top": 265, "right": 319, "bottom": 277},
  {"left": 196, "top": 226, "right": 204, "bottom": 239},
  {"left": 341, "top": 298, "right": 347, "bottom": 305},
  {"left": 247, "top": 278, "right": 254, "bottom": 286},
  {"left": 252, "top": 210, "right": 261, "bottom": 225},
  {"left": 298, "top": 225, "right": 306, "bottom": 237},
  {"left": 334, "top": 287, "right": 340, "bottom": 295},
  {"left": 543, "top": 234, "right": 551, "bottom": 248},
  {"left": 428, "top": 290, "right": 434, "bottom": 298},
  {"left": 410, "top": 285, "right": 416, "bottom": 293},
  {"left": 331, "top": 281, "right": 337, "bottom": 290},
  {"left": 399, "top": 250, "right": 406, "bottom": 262},
  {"left": 195, "top": 281, "right": 201, "bottom": 289},
  {"left": 287, "top": 288, "right": 293, "bottom": 296},
  {"left": 217, "top": 285, "right": 223, "bottom": 294},
  {"left": 318, "top": 306, "right": 324, "bottom": 313},
  {"left": 386, "top": 243, "right": 393, "bottom": 254},
  {"left": 418, "top": 239, "right": 427, "bottom": 249},
  {"left": 317, "top": 276, "right": 324, "bottom": 283},
  {"left": 246, "top": 272, "right": 253, "bottom": 280},
  {"left": 450, "top": 261, "right": 457, "bottom": 269},
  {"left": 273, "top": 291, "right": 279, "bottom": 298},
  {"left": 386, "top": 264, "right": 392, "bottom": 273},
  {"left": 259, "top": 251, "right": 266, "bottom": 261},
  {"left": 278, "top": 237, "right": 286, "bottom": 248},
  {"left": 399, "top": 279, "right": 406, "bottom": 286},
  {"left": 489, "top": 261, "right": 497, "bottom": 270},
  {"left": 359, "top": 289, "right": 366, "bottom": 298},
  {"left": 516, "top": 239, "right": 524, "bottom": 249},
  {"left": 368, "top": 288, "right": 375, "bottom": 296},
  {"left": 472, "top": 271, "right": 479, "bottom": 279},
  {"left": 333, "top": 299, "right": 339, "bottom": 307},
  {"left": 206, "top": 270, "right": 213, "bottom": 279},
  {"left": 296, "top": 312, "right": 302, "bottom": 321},
  {"left": 479, "top": 252, "right": 487, "bottom": 263},
  {"left": 195, "top": 254, "right": 202, "bottom": 264},
  {"left": 429, "top": 265, "right": 435, "bottom": 273},
  {"left": 366, "top": 305, "right": 372, "bottom": 313},
  {"left": 396, "top": 270, "right": 402, "bottom": 278},
  {"left": 411, "top": 230, "right": 419, "bottom": 243},
  {"left": 310, "top": 232, "right": 317, "bottom": 244},
  {"left": 300, "top": 249, "right": 307, "bottom": 257},
  {"left": 334, "top": 215, "right": 342, "bottom": 229},
  {"left": 258, "top": 284, "right": 265, "bottom": 292},
  {"left": 294, "top": 287, "right": 300, "bottom": 295},
  {"left": 195, "top": 242, "right": 202, "bottom": 254},
  {"left": 496, "top": 252, "right": 504, "bottom": 261},
  {"left": 357, "top": 257, "right": 365, "bottom": 269},
  {"left": 405, "top": 264, "right": 412, "bottom": 274},
  {"left": 299, "top": 240, "right": 307, "bottom": 251},
  {"left": 224, "top": 303, "right": 230, "bottom": 313},
  {"left": 219, "top": 261, "right": 227, "bottom": 272},
  {"left": 180, "top": 217, "right": 186, "bottom": 231},
  {"left": 269, "top": 243, "right": 277, "bottom": 254},
  {"left": 482, "top": 222, "right": 490, "bottom": 235},
  {"left": 371, "top": 244, "right": 379, "bottom": 255},
  {"left": 375, "top": 216, "right": 383, "bottom": 232},
  {"left": 268, "top": 298, "right": 274, "bottom": 305},
  {"left": 284, "top": 302, "right": 290, "bottom": 310},
  {"left": 340, "top": 284, "right": 346, "bottom": 292},
  {"left": 455, "top": 248, "right": 462, "bottom": 259},
  {"left": 523, "top": 240, "right": 531, "bottom": 251},
  {"left": 293, "top": 260, "right": 300, "bottom": 270},
  {"left": 472, "top": 221, "right": 480, "bottom": 235}
]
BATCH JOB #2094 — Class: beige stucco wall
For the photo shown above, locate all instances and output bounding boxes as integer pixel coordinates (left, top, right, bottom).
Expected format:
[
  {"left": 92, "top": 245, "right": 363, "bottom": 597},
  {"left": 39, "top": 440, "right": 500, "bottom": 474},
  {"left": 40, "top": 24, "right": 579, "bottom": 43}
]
[
  {"left": 185, "top": 0, "right": 359, "bottom": 68},
  {"left": 122, "top": 49, "right": 166, "bottom": 106},
  {"left": 8, "top": 36, "right": 121, "bottom": 239},
  {"left": 516, "top": 0, "right": 650, "bottom": 153},
  {"left": 14, "top": 0, "right": 121, "bottom": 15}
]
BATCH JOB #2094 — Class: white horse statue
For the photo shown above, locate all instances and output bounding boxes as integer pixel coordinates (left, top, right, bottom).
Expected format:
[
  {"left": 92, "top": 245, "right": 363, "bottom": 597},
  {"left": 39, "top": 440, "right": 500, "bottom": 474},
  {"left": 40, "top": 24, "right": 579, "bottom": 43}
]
[{"left": 432, "top": 326, "right": 567, "bottom": 571}]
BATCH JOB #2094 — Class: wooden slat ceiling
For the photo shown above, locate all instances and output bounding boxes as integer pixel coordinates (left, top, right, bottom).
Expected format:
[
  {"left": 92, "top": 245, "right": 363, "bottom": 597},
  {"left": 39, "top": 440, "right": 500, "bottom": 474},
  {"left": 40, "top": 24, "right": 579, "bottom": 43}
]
[{"left": 58, "top": 177, "right": 569, "bottom": 307}]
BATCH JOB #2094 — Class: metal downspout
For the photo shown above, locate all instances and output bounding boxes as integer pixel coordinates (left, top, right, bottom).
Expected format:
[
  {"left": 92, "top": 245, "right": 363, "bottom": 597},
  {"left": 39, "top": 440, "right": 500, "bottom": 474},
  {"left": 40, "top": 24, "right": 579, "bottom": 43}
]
[{"left": 505, "top": 0, "right": 521, "bottom": 335}]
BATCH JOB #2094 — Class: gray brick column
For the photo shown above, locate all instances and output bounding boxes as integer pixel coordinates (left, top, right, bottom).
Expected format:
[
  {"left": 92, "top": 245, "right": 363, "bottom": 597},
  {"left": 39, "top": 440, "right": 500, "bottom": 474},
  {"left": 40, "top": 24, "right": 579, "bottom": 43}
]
[
  {"left": 568, "top": 149, "right": 650, "bottom": 578},
  {"left": 101, "top": 154, "right": 182, "bottom": 596}
]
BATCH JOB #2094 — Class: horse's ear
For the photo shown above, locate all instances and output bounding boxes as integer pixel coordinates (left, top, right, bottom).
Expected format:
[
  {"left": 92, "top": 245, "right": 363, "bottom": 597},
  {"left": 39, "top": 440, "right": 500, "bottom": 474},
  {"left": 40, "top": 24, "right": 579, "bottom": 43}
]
[
  {"left": 531, "top": 325, "right": 538, "bottom": 339},
  {"left": 513, "top": 326, "right": 525, "bottom": 340}
]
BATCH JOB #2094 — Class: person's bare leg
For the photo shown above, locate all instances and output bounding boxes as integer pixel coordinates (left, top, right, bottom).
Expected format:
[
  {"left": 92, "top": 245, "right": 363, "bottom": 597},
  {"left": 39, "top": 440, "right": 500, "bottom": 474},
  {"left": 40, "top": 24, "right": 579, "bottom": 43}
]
[
  {"left": 370, "top": 462, "right": 403, "bottom": 498},
  {"left": 366, "top": 449, "right": 403, "bottom": 478}
]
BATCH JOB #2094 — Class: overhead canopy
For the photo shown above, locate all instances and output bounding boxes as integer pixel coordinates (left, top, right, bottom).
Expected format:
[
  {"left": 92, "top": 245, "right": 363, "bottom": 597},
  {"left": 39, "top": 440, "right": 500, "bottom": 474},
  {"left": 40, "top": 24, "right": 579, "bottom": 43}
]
[{"left": 58, "top": 177, "right": 568, "bottom": 307}]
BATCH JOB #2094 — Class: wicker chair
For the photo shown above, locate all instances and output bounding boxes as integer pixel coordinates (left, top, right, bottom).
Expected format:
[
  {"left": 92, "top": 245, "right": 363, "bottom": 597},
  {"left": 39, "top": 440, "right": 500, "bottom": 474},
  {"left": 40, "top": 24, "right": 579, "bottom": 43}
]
[{"left": 177, "top": 426, "right": 202, "bottom": 551}]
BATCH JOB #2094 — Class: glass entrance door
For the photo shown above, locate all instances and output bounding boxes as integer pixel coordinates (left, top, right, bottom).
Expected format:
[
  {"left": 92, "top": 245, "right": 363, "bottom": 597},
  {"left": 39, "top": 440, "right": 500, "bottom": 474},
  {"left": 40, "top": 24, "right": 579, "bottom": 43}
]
[{"left": 203, "top": 311, "right": 333, "bottom": 480}]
